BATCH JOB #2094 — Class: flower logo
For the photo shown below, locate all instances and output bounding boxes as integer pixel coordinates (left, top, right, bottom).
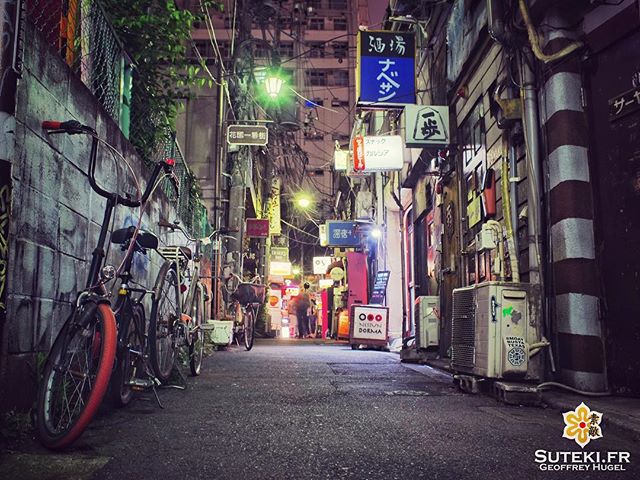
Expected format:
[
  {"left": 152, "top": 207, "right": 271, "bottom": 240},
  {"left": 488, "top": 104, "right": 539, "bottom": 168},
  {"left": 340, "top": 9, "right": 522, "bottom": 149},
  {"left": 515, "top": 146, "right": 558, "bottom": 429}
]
[{"left": 562, "top": 402, "right": 603, "bottom": 448}]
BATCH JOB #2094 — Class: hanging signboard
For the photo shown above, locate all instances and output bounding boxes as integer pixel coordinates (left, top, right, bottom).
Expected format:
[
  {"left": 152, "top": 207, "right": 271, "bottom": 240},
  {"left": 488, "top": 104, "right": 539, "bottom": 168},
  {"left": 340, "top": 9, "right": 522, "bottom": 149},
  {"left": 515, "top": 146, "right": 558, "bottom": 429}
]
[
  {"left": 369, "top": 270, "right": 391, "bottom": 305},
  {"left": 357, "top": 30, "right": 416, "bottom": 106},
  {"left": 313, "top": 256, "right": 335, "bottom": 275},
  {"left": 266, "top": 178, "right": 282, "bottom": 235},
  {"left": 319, "top": 278, "right": 334, "bottom": 289},
  {"left": 326, "top": 221, "right": 361, "bottom": 247},
  {"left": 270, "top": 261, "right": 292, "bottom": 276},
  {"left": 334, "top": 149, "right": 348, "bottom": 171},
  {"left": 609, "top": 86, "right": 640, "bottom": 122},
  {"left": 360, "top": 135, "right": 404, "bottom": 171},
  {"left": 246, "top": 218, "right": 269, "bottom": 238},
  {"left": 271, "top": 246, "right": 289, "bottom": 263},
  {"left": 353, "top": 135, "right": 365, "bottom": 171},
  {"left": 404, "top": 105, "right": 450, "bottom": 147},
  {"left": 227, "top": 124, "right": 268, "bottom": 146},
  {"left": 319, "top": 224, "right": 328, "bottom": 246}
]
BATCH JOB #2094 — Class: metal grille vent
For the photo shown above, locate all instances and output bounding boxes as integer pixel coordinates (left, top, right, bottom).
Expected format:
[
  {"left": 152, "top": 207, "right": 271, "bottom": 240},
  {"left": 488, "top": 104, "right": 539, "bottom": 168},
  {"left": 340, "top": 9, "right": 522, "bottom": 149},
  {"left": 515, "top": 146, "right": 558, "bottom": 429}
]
[{"left": 452, "top": 288, "right": 476, "bottom": 369}]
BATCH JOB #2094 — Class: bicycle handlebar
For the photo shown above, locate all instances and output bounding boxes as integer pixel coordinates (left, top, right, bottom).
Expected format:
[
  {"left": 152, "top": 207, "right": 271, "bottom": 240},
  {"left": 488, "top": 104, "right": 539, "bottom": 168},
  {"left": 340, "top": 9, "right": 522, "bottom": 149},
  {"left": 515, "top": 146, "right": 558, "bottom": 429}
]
[
  {"left": 158, "top": 220, "right": 237, "bottom": 243},
  {"left": 42, "top": 120, "right": 175, "bottom": 207}
]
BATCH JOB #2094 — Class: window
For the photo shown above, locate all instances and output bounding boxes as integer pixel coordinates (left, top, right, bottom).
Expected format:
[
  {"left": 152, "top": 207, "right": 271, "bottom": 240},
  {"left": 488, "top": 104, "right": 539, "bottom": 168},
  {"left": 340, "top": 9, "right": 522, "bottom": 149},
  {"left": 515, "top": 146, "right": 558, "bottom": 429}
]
[
  {"left": 329, "top": 0, "right": 347, "bottom": 9},
  {"left": 308, "top": 42, "right": 325, "bottom": 58},
  {"left": 308, "top": 18, "right": 324, "bottom": 30},
  {"left": 333, "top": 17, "right": 347, "bottom": 30},
  {"left": 278, "top": 43, "right": 294, "bottom": 58},
  {"left": 331, "top": 99, "right": 349, "bottom": 107},
  {"left": 332, "top": 42, "right": 348, "bottom": 59},
  {"left": 255, "top": 44, "right": 270, "bottom": 58},
  {"left": 223, "top": 16, "right": 233, "bottom": 28},
  {"left": 308, "top": 0, "right": 323, "bottom": 8},
  {"left": 218, "top": 42, "right": 230, "bottom": 59},
  {"left": 307, "top": 70, "right": 327, "bottom": 86},
  {"left": 331, "top": 70, "right": 349, "bottom": 86}
]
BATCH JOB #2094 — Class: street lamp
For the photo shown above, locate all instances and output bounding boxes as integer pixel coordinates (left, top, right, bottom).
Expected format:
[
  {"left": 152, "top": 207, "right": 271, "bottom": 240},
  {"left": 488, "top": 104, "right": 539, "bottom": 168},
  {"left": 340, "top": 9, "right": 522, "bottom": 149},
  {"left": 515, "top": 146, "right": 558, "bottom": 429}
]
[
  {"left": 370, "top": 226, "right": 382, "bottom": 239},
  {"left": 264, "top": 68, "right": 285, "bottom": 98}
]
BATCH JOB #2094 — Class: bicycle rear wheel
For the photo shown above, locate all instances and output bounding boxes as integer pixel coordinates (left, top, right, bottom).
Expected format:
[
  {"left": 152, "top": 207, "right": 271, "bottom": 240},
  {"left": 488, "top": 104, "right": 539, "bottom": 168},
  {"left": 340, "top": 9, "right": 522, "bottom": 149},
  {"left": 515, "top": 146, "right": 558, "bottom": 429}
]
[
  {"left": 36, "top": 303, "right": 116, "bottom": 450},
  {"left": 150, "top": 262, "right": 180, "bottom": 383},
  {"left": 243, "top": 306, "right": 256, "bottom": 351},
  {"left": 189, "top": 286, "right": 205, "bottom": 376}
]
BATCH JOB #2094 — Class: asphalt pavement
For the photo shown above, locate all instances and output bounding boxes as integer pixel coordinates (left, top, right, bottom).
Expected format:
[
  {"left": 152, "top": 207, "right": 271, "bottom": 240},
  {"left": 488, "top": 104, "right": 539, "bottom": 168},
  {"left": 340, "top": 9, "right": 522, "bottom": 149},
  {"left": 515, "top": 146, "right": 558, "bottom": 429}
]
[{"left": 1, "top": 339, "right": 639, "bottom": 479}]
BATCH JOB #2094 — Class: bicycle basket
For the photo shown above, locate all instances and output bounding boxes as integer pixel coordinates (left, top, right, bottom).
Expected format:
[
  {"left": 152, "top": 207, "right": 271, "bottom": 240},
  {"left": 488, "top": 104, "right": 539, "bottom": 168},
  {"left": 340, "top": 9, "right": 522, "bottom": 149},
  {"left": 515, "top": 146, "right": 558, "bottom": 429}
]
[{"left": 232, "top": 283, "right": 266, "bottom": 305}]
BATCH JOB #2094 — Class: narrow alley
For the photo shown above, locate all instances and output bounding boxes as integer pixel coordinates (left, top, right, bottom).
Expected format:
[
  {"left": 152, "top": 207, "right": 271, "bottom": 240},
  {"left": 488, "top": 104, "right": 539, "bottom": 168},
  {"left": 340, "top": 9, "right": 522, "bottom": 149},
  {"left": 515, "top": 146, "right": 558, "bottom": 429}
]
[{"left": 2, "top": 340, "right": 639, "bottom": 479}]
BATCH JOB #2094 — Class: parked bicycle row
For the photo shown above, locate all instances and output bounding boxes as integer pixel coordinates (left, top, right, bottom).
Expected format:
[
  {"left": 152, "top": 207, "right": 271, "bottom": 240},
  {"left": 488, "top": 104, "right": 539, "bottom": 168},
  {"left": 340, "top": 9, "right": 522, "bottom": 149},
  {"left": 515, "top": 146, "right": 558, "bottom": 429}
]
[{"left": 34, "top": 121, "right": 265, "bottom": 450}]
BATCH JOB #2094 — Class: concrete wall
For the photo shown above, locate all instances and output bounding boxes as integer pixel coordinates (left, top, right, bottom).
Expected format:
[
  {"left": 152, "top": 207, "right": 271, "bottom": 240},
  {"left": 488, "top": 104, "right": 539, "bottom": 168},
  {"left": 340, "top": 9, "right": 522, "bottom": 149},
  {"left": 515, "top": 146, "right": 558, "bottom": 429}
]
[{"left": 0, "top": 24, "right": 183, "bottom": 410}]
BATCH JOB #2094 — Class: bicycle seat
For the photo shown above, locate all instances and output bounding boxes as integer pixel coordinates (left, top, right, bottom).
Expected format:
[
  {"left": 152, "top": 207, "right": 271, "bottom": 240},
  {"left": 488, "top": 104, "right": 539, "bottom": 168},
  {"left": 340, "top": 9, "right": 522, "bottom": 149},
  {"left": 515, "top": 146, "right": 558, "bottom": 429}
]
[{"left": 111, "top": 226, "right": 159, "bottom": 250}]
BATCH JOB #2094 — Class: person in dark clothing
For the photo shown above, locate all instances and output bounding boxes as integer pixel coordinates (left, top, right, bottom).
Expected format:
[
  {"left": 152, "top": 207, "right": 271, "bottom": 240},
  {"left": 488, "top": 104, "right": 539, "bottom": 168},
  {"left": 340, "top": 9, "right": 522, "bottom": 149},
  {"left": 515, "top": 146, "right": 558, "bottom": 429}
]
[{"left": 295, "top": 283, "right": 311, "bottom": 338}]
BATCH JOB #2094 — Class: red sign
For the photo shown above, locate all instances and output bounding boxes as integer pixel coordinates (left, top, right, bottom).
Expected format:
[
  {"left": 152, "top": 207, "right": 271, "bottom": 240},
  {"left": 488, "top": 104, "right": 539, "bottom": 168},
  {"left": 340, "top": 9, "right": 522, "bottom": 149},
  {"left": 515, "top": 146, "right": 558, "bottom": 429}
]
[
  {"left": 353, "top": 135, "right": 365, "bottom": 171},
  {"left": 246, "top": 218, "right": 270, "bottom": 238}
]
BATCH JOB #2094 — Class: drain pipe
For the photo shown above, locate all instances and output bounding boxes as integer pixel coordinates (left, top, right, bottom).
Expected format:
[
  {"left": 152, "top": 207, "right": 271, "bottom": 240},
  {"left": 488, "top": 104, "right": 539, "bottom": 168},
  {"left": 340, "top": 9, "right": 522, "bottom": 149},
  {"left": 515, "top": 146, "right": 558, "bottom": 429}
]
[
  {"left": 391, "top": 184, "right": 408, "bottom": 345},
  {"left": 519, "top": 51, "right": 543, "bottom": 286}
]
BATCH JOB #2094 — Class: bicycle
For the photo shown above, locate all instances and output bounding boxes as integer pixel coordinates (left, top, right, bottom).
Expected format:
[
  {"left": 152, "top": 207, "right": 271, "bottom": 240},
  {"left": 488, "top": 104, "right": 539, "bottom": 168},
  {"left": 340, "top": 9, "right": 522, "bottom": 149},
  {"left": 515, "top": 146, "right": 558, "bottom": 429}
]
[
  {"left": 35, "top": 120, "right": 178, "bottom": 449},
  {"left": 226, "top": 273, "right": 266, "bottom": 351},
  {"left": 156, "top": 220, "right": 236, "bottom": 375}
]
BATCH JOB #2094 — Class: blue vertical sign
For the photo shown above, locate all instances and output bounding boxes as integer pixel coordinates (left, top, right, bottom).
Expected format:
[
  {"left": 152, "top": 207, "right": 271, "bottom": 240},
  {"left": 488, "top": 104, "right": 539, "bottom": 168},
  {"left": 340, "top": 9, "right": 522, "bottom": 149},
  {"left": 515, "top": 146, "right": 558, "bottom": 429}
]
[{"left": 357, "top": 31, "right": 416, "bottom": 106}]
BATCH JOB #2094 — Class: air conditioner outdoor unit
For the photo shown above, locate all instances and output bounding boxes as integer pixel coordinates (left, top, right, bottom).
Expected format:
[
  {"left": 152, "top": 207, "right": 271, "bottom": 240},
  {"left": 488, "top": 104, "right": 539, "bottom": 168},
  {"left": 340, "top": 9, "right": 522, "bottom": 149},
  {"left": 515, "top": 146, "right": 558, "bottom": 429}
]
[
  {"left": 415, "top": 296, "right": 439, "bottom": 349},
  {"left": 451, "top": 282, "right": 543, "bottom": 380}
]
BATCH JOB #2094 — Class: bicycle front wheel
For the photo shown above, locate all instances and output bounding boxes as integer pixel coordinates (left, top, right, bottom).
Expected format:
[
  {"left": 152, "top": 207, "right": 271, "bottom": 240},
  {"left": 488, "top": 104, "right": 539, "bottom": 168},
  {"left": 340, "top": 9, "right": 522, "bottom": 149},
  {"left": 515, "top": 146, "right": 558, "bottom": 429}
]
[
  {"left": 243, "top": 307, "right": 256, "bottom": 351},
  {"left": 189, "top": 286, "right": 205, "bottom": 376},
  {"left": 36, "top": 303, "right": 116, "bottom": 450},
  {"left": 150, "top": 262, "right": 180, "bottom": 383}
]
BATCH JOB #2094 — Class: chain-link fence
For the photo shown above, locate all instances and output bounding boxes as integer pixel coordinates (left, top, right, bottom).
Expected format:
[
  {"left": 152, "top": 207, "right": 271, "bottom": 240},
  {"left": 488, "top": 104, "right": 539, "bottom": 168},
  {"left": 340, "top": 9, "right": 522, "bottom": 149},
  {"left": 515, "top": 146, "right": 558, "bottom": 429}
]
[
  {"left": 158, "top": 134, "right": 208, "bottom": 237},
  {"left": 26, "top": 0, "right": 208, "bottom": 237},
  {"left": 26, "top": 0, "right": 126, "bottom": 124}
]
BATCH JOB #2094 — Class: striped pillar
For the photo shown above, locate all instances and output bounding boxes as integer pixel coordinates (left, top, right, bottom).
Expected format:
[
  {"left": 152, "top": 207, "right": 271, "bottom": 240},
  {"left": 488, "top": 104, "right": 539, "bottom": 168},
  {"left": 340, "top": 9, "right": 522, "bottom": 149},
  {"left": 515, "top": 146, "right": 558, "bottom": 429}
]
[{"left": 542, "top": 12, "right": 607, "bottom": 392}]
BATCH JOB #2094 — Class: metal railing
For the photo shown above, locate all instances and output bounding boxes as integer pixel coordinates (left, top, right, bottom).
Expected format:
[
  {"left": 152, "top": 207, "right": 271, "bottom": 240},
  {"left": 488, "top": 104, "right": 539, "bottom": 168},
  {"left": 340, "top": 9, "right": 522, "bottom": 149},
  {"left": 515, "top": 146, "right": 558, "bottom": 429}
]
[
  {"left": 26, "top": 0, "right": 208, "bottom": 236},
  {"left": 26, "top": 0, "right": 127, "bottom": 124}
]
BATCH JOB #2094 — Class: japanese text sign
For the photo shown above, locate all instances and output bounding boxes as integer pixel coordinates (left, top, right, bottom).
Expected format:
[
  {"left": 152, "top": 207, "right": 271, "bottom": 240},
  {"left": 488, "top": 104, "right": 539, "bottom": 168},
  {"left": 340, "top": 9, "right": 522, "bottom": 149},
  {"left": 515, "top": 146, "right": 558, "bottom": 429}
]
[
  {"left": 313, "top": 256, "right": 335, "bottom": 275},
  {"left": 359, "top": 135, "right": 404, "bottom": 171},
  {"left": 246, "top": 218, "right": 270, "bottom": 238},
  {"left": 326, "top": 221, "right": 361, "bottom": 247},
  {"left": 369, "top": 271, "right": 391, "bottom": 305},
  {"left": 227, "top": 124, "right": 269, "bottom": 146},
  {"left": 609, "top": 87, "right": 640, "bottom": 122},
  {"left": 357, "top": 31, "right": 415, "bottom": 106},
  {"left": 353, "top": 135, "right": 365, "bottom": 171},
  {"left": 271, "top": 246, "right": 289, "bottom": 263},
  {"left": 404, "top": 105, "right": 450, "bottom": 147}
]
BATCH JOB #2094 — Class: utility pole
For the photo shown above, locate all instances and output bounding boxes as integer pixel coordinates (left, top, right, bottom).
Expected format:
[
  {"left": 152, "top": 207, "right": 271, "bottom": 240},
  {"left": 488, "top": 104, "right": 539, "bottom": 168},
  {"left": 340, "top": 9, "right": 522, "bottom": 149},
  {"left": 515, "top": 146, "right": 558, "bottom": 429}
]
[{"left": 227, "top": 0, "right": 254, "bottom": 279}]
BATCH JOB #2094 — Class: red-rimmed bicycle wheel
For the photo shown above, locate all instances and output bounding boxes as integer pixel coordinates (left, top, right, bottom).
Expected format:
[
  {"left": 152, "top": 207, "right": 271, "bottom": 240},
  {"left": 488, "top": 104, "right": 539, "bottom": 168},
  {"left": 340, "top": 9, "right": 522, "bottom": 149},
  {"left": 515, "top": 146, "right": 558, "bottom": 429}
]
[{"left": 36, "top": 303, "right": 116, "bottom": 450}]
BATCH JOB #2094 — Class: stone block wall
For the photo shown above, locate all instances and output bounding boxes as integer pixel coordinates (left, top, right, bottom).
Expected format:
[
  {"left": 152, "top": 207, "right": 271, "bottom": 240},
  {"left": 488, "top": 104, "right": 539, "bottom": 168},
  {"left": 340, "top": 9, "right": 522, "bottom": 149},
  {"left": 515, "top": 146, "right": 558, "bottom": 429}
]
[{"left": 0, "top": 24, "right": 184, "bottom": 410}]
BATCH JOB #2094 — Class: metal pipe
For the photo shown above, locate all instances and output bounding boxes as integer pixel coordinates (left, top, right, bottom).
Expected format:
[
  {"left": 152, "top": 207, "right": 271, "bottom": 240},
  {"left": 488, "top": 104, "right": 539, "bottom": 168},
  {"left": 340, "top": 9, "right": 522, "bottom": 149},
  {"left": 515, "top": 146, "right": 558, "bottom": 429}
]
[
  {"left": 519, "top": 50, "right": 543, "bottom": 285},
  {"left": 390, "top": 184, "right": 408, "bottom": 343},
  {"left": 509, "top": 142, "right": 520, "bottom": 260}
]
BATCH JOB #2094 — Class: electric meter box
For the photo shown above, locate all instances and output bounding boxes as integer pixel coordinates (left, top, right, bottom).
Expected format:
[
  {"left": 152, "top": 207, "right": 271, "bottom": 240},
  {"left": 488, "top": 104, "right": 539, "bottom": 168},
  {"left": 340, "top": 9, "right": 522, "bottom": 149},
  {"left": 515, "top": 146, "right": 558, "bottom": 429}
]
[{"left": 349, "top": 304, "right": 389, "bottom": 348}]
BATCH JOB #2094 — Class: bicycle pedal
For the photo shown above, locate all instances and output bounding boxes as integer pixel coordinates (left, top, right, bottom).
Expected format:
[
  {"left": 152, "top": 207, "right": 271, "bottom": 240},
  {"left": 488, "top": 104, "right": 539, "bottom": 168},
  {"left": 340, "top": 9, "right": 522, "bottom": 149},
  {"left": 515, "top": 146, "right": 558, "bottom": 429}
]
[{"left": 128, "top": 378, "right": 155, "bottom": 391}]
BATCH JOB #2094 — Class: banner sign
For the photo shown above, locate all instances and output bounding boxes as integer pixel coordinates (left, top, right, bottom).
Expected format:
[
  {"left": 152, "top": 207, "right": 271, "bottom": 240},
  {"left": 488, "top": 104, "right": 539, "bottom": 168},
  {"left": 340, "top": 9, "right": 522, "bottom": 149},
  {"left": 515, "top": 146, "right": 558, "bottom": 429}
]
[
  {"left": 266, "top": 178, "right": 282, "bottom": 235},
  {"left": 369, "top": 270, "right": 391, "bottom": 305},
  {"left": 357, "top": 30, "right": 416, "bottom": 106},
  {"left": 246, "top": 218, "right": 269, "bottom": 238},
  {"left": 404, "top": 105, "right": 450, "bottom": 147},
  {"left": 353, "top": 135, "right": 365, "bottom": 171},
  {"left": 326, "top": 221, "right": 360, "bottom": 247}
]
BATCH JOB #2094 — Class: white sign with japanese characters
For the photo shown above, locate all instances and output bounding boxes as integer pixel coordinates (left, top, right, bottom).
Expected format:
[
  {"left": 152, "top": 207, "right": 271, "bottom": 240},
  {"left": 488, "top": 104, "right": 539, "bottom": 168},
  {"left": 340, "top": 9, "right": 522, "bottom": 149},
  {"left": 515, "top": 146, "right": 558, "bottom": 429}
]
[
  {"left": 404, "top": 105, "right": 450, "bottom": 147},
  {"left": 313, "top": 256, "right": 335, "bottom": 275},
  {"left": 360, "top": 135, "right": 404, "bottom": 171}
]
